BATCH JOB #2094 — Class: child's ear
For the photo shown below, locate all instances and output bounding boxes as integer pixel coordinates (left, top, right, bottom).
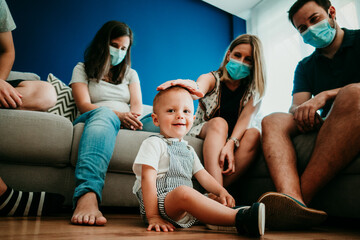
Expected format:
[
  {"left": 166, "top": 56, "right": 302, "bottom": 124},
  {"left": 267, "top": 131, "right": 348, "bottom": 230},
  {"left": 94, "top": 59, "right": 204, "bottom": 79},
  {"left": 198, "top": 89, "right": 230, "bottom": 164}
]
[{"left": 151, "top": 113, "right": 160, "bottom": 127}]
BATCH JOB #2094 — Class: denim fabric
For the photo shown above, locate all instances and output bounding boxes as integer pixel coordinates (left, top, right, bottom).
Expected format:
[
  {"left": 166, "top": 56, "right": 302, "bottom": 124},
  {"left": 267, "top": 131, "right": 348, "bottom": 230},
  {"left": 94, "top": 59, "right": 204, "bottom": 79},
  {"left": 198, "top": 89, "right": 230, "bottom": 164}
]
[
  {"left": 72, "top": 107, "right": 120, "bottom": 207},
  {"left": 140, "top": 113, "right": 160, "bottom": 133}
]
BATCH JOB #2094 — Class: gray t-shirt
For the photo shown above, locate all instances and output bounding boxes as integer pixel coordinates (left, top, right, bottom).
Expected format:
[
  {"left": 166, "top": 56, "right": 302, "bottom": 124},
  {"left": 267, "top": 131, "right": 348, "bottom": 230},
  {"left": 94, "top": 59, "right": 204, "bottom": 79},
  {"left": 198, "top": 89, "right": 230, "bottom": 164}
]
[
  {"left": 70, "top": 62, "right": 140, "bottom": 112},
  {"left": 0, "top": 0, "right": 16, "bottom": 32}
]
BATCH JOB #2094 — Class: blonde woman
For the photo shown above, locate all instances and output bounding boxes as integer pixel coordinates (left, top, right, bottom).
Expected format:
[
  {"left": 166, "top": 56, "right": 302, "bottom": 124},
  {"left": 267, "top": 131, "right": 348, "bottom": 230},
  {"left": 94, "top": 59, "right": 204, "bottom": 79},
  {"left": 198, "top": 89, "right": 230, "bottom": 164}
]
[{"left": 158, "top": 34, "right": 266, "bottom": 188}]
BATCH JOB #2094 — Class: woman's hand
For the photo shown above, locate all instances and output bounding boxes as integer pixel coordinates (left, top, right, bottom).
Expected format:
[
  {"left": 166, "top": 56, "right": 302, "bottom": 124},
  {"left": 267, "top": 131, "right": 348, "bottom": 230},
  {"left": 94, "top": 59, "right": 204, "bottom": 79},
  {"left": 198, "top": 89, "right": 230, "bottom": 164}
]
[
  {"left": 147, "top": 215, "right": 175, "bottom": 232},
  {"left": 113, "top": 111, "right": 143, "bottom": 130},
  {"left": 219, "top": 141, "right": 236, "bottom": 175},
  {"left": 157, "top": 79, "right": 204, "bottom": 99}
]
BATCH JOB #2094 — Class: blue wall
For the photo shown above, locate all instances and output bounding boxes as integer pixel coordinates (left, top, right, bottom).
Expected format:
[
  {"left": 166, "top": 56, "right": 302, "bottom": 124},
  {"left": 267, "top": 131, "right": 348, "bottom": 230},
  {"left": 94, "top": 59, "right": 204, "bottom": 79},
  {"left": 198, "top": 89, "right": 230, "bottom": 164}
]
[{"left": 7, "top": 0, "right": 246, "bottom": 105}]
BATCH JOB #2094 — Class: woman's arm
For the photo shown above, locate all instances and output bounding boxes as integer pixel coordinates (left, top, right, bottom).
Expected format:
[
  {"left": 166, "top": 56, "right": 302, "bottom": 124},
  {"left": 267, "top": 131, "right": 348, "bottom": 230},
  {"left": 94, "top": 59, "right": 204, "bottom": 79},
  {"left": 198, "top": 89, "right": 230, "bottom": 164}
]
[
  {"left": 156, "top": 73, "right": 216, "bottom": 99},
  {"left": 194, "top": 169, "right": 235, "bottom": 207},
  {"left": 113, "top": 82, "right": 143, "bottom": 130},
  {"left": 71, "top": 82, "right": 99, "bottom": 114},
  {"left": 142, "top": 165, "right": 175, "bottom": 232},
  {"left": 220, "top": 97, "right": 260, "bottom": 174},
  {"left": 229, "top": 96, "right": 259, "bottom": 142},
  {"left": 128, "top": 82, "right": 143, "bottom": 116}
]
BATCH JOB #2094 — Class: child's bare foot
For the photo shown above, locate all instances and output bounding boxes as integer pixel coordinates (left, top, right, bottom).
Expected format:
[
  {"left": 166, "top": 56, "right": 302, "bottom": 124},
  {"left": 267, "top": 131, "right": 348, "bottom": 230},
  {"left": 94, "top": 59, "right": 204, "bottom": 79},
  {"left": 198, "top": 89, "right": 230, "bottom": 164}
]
[{"left": 71, "top": 192, "right": 107, "bottom": 226}]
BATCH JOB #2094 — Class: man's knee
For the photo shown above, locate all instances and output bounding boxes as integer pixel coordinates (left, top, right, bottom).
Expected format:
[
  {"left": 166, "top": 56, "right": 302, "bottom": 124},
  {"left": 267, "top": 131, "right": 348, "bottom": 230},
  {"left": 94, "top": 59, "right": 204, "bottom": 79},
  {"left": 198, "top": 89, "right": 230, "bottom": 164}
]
[
  {"left": 335, "top": 84, "right": 360, "bottom": 112},
  {"left": 262, "top": 113, "right": 293, "bottom": 131}
]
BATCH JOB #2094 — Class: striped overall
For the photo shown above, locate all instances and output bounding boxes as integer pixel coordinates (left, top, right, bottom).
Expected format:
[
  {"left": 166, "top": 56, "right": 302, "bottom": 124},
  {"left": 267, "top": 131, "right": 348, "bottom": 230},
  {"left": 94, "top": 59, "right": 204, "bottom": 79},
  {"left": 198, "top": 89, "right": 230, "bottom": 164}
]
[{"left": 136, "top": 136, "right": 198, "bottom": 228}]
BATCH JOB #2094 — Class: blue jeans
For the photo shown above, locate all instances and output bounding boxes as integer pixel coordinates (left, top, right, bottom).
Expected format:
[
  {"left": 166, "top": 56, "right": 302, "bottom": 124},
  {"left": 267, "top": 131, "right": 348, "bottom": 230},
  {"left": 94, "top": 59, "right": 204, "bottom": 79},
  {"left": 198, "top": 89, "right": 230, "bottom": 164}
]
[
  {"left": 140, "top": 113, "right": 160, "bottom": 133},
  {"left": 72, "top": 107, "right": 120, "bottom": 207}
]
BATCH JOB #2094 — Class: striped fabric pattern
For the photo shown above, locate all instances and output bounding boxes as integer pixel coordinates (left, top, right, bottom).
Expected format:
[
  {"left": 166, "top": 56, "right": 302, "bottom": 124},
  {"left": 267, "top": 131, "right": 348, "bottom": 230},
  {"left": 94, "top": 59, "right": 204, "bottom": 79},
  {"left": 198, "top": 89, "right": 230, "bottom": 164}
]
[
  {"left": 0, "top": 189, "right": 46, "bottom": 216},
  {"left": 47, "top": 73, "right": 77, "bottom": 122}
]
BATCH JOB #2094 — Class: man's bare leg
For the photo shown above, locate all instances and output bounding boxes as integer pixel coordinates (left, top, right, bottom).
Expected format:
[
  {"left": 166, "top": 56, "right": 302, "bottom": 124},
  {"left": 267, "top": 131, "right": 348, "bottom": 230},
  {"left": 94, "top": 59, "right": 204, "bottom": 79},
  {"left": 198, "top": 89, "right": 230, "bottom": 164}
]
[
  {"left": 301, "top": 84, "right": 360, "bottom": 204},
  {"left": 261, "top": 113, "right": 304, "bottom": 204},
  {"left": 71, "top": 192, "right": 107, "bottom": 226}
]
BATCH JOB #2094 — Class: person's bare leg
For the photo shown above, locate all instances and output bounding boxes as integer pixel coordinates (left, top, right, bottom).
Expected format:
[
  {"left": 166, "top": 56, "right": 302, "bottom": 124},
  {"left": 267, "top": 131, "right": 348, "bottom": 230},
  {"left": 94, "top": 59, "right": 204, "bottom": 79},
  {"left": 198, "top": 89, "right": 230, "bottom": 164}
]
[
  {"left": 301, "top": 84, "right": 360, "bottom": 205},
  {"left": 198, "top": 117, "right": 228, "bottom": 185},
  {"left": 71, "top": 192, "right": 107, "bottom": 226},
  {"left": 16, "top": 81, "right": 57, "bottom": 111},
  {"left": 223, "top": 128, "right": 261, "bottom": 187},
  {"left": 261, "top": 113, "right": 304, "bottom": 204},
  {"left": 164, "top": 185, "right": 237, "bottom": 225}
]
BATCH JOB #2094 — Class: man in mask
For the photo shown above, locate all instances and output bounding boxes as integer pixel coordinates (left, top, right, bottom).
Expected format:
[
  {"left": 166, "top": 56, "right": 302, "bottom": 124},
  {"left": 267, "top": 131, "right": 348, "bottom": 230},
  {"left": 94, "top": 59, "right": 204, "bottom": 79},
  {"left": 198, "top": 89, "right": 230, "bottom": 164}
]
[{"left": 258, "top": 0, "right": 360, "bottom": 230}]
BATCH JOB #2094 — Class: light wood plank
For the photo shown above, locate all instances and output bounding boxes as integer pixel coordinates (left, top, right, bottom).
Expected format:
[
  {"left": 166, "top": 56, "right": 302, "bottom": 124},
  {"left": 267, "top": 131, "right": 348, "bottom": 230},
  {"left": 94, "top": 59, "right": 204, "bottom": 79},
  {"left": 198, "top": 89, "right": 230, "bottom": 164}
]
[{"left": 0, "top": 213, "right": 359, "bottom": 240}]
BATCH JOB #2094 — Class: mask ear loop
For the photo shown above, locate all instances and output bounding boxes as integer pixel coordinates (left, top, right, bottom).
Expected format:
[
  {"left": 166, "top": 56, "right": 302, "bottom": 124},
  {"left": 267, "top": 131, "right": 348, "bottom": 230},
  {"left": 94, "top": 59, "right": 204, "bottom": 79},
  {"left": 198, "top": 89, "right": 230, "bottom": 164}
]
[{"left": 328, "top": 9, "right": 336, "bottom": 28}]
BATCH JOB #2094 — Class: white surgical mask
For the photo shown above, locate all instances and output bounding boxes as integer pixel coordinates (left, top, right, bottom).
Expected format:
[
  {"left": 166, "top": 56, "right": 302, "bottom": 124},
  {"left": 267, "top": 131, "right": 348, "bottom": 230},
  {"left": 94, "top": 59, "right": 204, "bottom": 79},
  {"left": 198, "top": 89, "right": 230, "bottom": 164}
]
[
  {"left": 225, "top": 58, "right": 251, "bottom": 80},
  {"left": 301, "top": 19, "right": 336, "bottom": 48},
  {"left": 109, "top": 46, "right": 126, "bottom": 66}
]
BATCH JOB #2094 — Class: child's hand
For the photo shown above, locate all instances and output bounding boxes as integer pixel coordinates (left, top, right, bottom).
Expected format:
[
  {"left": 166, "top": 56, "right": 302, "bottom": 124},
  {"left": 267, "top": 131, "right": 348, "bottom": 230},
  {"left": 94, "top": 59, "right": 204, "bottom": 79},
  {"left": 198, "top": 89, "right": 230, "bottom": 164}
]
[
  {"left": 147, "top": 215, "right": 175, "bottom": 232},
  {"left": 218, "top": 190, "right": 235, "bottom": 208}
]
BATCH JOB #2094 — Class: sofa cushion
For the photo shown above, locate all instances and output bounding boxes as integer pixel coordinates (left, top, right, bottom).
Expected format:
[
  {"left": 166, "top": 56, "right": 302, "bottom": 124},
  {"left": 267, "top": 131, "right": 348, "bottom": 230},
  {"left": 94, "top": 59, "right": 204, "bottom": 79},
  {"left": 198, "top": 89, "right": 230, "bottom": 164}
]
[
  {"left": 6, "top": 71, "right": 40, "bottom": 81},
  {"left": 71, "top": 124, "right": 204, "bottom": 174},
  {"left": 0, "top": 109, "right": 73, "bottom": 167},
  {"left": 47, "top": 73, "right": 78, "bottom": 122}
]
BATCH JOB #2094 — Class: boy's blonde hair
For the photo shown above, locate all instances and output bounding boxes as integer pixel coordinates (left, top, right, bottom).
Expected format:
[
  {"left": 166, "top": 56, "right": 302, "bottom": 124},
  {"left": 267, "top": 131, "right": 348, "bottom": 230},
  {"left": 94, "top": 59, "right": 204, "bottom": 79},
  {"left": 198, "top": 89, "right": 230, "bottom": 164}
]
[{"left": 153, "top": 86, "right": 192, "bottom": 113}]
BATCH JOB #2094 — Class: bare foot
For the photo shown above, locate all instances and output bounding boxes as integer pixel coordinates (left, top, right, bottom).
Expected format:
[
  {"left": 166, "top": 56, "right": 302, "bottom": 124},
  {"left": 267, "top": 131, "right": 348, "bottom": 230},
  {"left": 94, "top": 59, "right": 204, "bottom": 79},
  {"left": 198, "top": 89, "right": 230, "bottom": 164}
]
[{"left": 71, "top": 192, "right": 107, "bottom": 226}]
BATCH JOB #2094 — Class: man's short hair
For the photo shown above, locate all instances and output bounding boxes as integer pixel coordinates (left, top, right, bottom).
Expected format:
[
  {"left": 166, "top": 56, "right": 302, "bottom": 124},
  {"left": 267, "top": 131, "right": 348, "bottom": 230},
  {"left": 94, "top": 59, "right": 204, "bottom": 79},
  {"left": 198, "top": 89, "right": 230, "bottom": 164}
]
[{"left": 288, "top": 0, "right": 332, "bottom": 26}]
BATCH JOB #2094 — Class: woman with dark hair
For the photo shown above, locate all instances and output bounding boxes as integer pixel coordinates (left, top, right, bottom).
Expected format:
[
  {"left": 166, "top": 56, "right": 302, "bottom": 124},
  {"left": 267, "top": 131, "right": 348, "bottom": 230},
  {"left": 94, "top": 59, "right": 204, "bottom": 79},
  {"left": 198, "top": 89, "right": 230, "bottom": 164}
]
[{"left": 69, "top": 21, "right": 142, "bottom": 225}]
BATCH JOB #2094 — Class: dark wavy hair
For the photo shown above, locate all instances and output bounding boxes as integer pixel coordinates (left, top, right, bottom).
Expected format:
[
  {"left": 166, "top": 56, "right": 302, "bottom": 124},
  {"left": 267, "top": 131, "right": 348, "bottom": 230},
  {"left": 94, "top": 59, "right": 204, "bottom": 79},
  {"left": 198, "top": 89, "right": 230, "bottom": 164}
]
[
  {"left": 288, "top": 0, "right": 332, "bottom": 26},
  {"left": 84, "top": 21, "right": 133, "bottom": 84}
]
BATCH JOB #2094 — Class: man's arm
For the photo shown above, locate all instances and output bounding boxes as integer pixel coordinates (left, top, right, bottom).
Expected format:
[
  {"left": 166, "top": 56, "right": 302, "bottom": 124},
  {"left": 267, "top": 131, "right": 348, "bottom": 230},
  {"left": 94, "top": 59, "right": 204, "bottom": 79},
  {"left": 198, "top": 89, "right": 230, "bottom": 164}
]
[{"left": 290, "top": 88, "right": 340, "bottom": 132}]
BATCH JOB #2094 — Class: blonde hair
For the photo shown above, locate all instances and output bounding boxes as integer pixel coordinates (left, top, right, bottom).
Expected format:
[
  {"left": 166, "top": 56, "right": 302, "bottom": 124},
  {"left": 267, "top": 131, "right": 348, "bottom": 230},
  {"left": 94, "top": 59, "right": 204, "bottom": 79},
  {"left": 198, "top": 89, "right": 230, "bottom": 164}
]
[
  {"left": 153, "top": 86, "right": 192, "bottom": 113},
  {"left": 219, "top": 34, "right": 266, "bottom": 105}
]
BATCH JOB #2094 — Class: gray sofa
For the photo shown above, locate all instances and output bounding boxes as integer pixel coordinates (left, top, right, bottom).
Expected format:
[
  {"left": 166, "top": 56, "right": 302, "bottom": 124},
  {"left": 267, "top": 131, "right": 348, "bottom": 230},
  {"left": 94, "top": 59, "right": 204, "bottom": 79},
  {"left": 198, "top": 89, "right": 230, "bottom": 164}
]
[{"left": 0, "top": 107, "right": 359, "bottom": 218}]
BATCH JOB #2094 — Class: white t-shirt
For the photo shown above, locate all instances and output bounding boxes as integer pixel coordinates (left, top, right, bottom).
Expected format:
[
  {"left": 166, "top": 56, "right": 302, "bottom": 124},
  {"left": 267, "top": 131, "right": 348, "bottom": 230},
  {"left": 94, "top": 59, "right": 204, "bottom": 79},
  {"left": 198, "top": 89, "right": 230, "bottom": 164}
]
[
  {"left": 0, "top": 0, "right": 16, "bottom": 33},
  {"left": 132, "top": 136, "right": 204, "bottom": 194},
  {"left": 69, "top": 62, "right": 140, "bottom": 112}
]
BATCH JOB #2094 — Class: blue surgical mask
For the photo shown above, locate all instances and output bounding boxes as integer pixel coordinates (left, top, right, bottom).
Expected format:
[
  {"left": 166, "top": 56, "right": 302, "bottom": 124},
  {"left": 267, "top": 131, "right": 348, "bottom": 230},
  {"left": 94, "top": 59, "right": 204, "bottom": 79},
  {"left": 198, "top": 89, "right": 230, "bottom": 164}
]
[
  {"left": 301, "top": 19, "right": 336, "bottom": 48},
  {"left": 225, "top": 58, "right": 251, "bottom": 80},
  {"left": 109, "top": 46, "right": 127, "bottom": 66}
]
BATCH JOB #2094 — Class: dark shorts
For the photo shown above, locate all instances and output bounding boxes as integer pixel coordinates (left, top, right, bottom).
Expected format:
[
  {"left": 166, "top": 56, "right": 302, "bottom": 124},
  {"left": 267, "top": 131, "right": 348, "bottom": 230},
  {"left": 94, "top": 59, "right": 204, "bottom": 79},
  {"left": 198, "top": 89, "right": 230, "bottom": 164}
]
[{"left": 7, "top": 79, "right": 25, "bottom": 87}]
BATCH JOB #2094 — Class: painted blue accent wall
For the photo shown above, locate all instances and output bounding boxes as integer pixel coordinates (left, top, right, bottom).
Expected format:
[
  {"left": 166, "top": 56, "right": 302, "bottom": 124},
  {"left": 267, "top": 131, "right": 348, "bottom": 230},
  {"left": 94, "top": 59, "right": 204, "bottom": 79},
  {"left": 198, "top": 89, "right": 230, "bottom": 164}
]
[
  {"left": 232, "top": 15, "right": 247, "bottom": 39},
  {"left": 7, "top": 0, "right": 246, "bottom": 105}
]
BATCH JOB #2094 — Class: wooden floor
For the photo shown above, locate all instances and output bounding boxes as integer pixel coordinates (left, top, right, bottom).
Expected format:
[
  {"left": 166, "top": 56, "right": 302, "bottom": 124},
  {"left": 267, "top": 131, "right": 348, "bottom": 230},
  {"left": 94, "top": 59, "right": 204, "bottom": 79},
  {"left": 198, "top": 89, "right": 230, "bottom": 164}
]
[{"left": 1, "top": 208, "right": 360, "bottom": 240}]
